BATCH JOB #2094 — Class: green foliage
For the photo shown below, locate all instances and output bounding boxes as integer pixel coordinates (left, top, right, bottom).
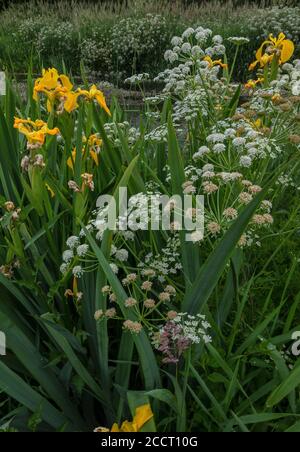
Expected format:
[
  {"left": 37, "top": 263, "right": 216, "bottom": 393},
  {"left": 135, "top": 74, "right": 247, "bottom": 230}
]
[
  {"left": 0, "top": 1, "right": 299, "bottom": 81},
  {"left": 0, "top": 20, "right": 299, "bottom": 433}
]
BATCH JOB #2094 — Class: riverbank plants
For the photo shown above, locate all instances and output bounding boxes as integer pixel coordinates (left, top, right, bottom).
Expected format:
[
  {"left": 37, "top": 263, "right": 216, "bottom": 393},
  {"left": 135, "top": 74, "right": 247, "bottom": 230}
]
[{"left": 0, "top": 27, "right": 299, "bottom": 432}]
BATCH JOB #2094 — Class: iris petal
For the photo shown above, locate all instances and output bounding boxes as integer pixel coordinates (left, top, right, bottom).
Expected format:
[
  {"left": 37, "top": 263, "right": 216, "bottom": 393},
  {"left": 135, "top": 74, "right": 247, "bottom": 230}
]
[
  {"left": 59, "top": 74, "right": 73, "bottom": 91},
  {"left": 256, "top": 40, "right": 270, "bottom": 60},
  {"left": 280, "top": 39, "right": 294, "bottom": 62},
  {"left": 134, "top": 404, "right": 154, "bottom": 430}
]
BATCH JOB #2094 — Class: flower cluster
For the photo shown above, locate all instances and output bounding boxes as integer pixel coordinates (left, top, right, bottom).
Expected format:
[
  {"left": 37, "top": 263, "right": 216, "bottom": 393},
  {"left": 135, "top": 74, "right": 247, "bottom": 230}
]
[
  {"left": 152, "top": 313, "right": 212, "bottom": 364},
  {"left": 54, "top": 28, "right": 299, "bottom": 366},
  {"left": 14, "top": 118, "right": 59, "bottom": 150},
  {"left": 33, "top": 68, "right": 110, "bottom": 116}
]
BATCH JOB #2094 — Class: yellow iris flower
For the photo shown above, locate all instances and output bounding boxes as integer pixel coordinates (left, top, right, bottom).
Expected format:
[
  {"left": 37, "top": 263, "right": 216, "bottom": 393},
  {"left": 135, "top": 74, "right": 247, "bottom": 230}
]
[
  {"left": 33, "top": 68, "right": 78, "bottom": 113},
  {"left": 203, "top": 56, "right": 228, "bottom": 69},
  {"left": 67, "top": 135, "right": 102, "bottom": 170},
  {"left": 87, "top": 134, "right": 102, "bottom": 166},
  {"left": 249, "top": 32, "right": 294, "bottom": 70},
  {"left": 14, "top": 117, "right": 60, "bottom": 146},
  {"left": 77, "top": 85, "right": 111, "bottom": 116},
  {"left": 87, "top": 134, "right": 102, "bottom": 149},
  {"left": 244, "top": 77, "right": 264, "bottom": 89},
  {"left": 67, "top": 147, "right": 99, "bottom": 170},
  {"left": 33, "top": 69, "right": 111, "bottom": 116},
  {"left": 63, "top": 91, "right": 80, "bottom": 113},
  {"left": 94, "top": 404, "right": 154, "bottom": 433}
]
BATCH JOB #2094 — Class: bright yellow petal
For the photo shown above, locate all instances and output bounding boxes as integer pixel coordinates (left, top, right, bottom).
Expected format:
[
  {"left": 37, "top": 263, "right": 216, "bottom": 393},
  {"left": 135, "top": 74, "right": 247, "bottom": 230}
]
[
  {"left": 88, "top": 134, "right": 102, "bottom": 147},
  {"left": 245, "top": 80, "right": 255, "bottom": 89},
  {"left": 268, "top": 34, "right": 276, "bottom": 45},
  {"left": 67, "top": 157, "right": 73, "bottom": 170},
  {"left": 277, "top": 32, "right": 286, "bottom": 44},
  {"left": 90, "top": 85, "right": 99, "bottom": 97},
  {"left": 280, "top": 39, "right": 294, "bottom": 63},
  {"left": 64, "top": 92, "right": 79, "bottom": 113},
  {"left": 203, "top": 56, "right": 213, "bottom": 67},
  {"left": 33, "top": 87, "right": 39, "bottom": 101},
  {"left": 249, "top": 60, "right": 259, "bottom": 71},
  {"left": 260, "top": 53, "right": 273, "bottom": 67},
  {"left": 46, "top": 98, "right": 53, "bottom": 113},
  {"left": 95, "top": 92, "right": 111, "bottom": 116},
  {"left": 120, "top": 421, "right": 137, "bottom": 432},
  {"left": 28, "top": 131, "right": 46, "bottom": 145},
  {"left": 67, "top": 149, "right": 76, "bottom": 170},
  {"left": 14, "top": 117, "right": 36, "bottom": 129},
  {"left": 34, "top": 119, "right": 47, "bottom": 128},
  {"left": 133, "top": 404, "right": 153, "bottom": 430},
  {"left": 256, "top": 42, "right": 265, "bottom": 61},
  {"left": 254, "top": 118, "right": 262, "bottom": 129},
  {"left": 59, "top": 74, "right": 73, "bottom": 91},
  {"left": 46, "top": 127, "right": 60, "bottom": 136},
  {"left": 77, "top": 88, "right": 90, "bottom": 98},
  {"left": 40, "top": 68, "right": 59, "bottom": 90},
  {"left": 40, "top": 125, "right": 59, "bottom": 136},
  {"left": 107, "top": 404, "right": 153, "bottom": 433},
  {"left": 89, "top": 150, "right": 99, "bottom": 166},
  {"left": 110, "top": 423, "right": 120, "bottom": 432}
]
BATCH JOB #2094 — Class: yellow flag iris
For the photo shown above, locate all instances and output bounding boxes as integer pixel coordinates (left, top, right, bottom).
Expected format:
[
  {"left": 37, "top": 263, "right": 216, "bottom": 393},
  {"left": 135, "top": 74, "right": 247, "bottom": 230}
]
[
  {"left": 203, "top": 56, "right": 228, "bottom": 69},
  {"left": 67, "top": 134, "right": 102, "bottom": 170},
  {"left": 33, "top": 69, "right": 111, "bottom": 116},
  {"left": 77, "top": 85, "right": 111, "bottom": 116},
  {"left": 249, "top": 32, "right": 294, "bottom": 70},
  {"left": 94, "top": 404, "right": 154, "bottom": 433},
  {"left": 14, "top": 117, "right": 60, "bottom": 146},
  {"left": 244, "top": 77, "right": 264, "bottom": 89},
  {"left": 33, "top": 68, "right": 78, "bottom": 113}
]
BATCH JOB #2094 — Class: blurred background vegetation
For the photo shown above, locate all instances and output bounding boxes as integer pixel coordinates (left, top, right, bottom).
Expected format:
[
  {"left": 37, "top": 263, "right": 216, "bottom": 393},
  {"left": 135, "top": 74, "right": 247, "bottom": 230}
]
[{"left": 0, "top": 0, "right": 299, "bottom": 83}]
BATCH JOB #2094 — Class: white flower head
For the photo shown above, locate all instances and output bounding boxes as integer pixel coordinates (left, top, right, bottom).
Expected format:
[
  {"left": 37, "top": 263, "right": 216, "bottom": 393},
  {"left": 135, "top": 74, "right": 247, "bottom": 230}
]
[
  {"left": 190, "top": 230, "right": 204, "bottom": 243},
  {"left": 213, "top": 143, "right": 226, "bottom": 153},
  {"left": 60, "top": 263, "right": 69, "bottom": 275},
  {"left": 181, "top": 42, "right": 192, "bottom": 54},
  {"left": 212, "top": 35, "right": 223, "bottom": 45},
  {"left": 202, "top": 163, "right": 214, "bottom": 172},
  {"left": 110, "top": 263, "right": 119, "bottom": 274},
  {"left": 232, "top": 137, "right": 246, "bottom": 147},
  {"left": 292, "top": 80, "right": 300, "bottom": 96},
  {"left": 207, "top": 133, "right": 226, "bottom": 144},
  {"left": 77, "top": 244, "right": 89, "bottom": 257},
  {"left": 66, "top": 236, "right": 80, "bottom": 249},
  {"left": 227, "top": 36, "right": 250, "bottom": 46},
  {"left": 115, "top": 249, "right": 129, "bottom": 262},
  {"left": 73, "top": 265, "right": 83, "bottom": 278},
  {"left": 240, "top": 155, "right": 252, "bottom": 167},
  {"left": 191, "top": 45, "right": 204, "bottom": 57},
  {"left": 182, "top": 27, "right": 194, "bottom": 39},
  {"left": 63, "top": 250, "right": 74, "bottom": 263},
  {"left": 171, "top": 36, "right": 182, "bottom": 47}
]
